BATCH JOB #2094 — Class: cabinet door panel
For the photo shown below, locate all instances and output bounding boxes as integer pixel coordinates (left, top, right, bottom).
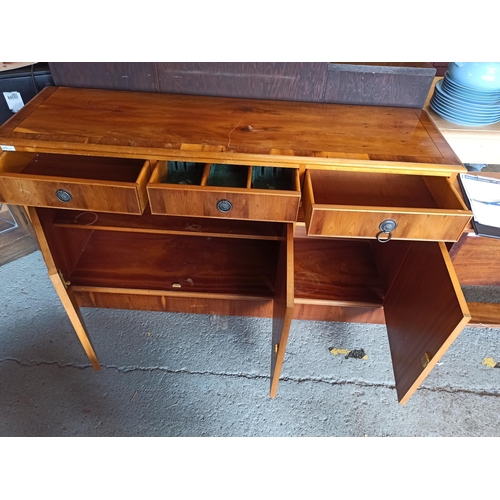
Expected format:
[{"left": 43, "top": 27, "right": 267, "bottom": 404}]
[{"left": 377, "top": 241, "right": 470, "bottom": 404}]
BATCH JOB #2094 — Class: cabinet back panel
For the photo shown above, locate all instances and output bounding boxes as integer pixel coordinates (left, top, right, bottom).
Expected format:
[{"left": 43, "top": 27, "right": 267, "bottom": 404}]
[
  {"left": 69, "top": 231, "right": 279, "bottom": 296},
  {"left": 294, "top": 237, "right": 384, "bottom": 306},
  {"left": 53, "top": 207, "right": 285, "bottom": 240}
]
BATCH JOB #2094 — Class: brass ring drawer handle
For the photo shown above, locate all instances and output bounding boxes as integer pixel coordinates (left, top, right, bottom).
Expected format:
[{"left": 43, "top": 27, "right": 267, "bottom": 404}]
[
  {"left": 216, "top": 199, "right": 233, "bottom": 213},
  {"left": 377, "top": 219, "right": 397, "bottom": 243},
  {"left": 55, "top": 189, "right": 73, "bottom": 203}
]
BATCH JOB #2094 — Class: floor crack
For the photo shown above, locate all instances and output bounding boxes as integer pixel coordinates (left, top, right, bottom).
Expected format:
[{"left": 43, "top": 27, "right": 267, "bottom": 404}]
[
  {"left": 2, "top": 358, "right": 500, "bottom": 398},
  {"left": 1, "top": 357, "right": 92, "bottom": 370}
]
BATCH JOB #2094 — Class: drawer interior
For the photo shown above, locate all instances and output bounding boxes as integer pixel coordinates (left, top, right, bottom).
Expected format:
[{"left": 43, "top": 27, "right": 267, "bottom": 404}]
[
  {"left": 18, "top": 154, "right": 147, "bottom": 182},
  {"left": 158, "top": 161, "right": 298, "bottom": 192},
  {"left": 308, "top": 170, "right": 465, "bottom": 210},
  {"left": 163, "top": 161, "right": 205, "bottom": 185},
  {"left": 251, "top": 166, "right": 296, "bottom": 190},
  {"left": 207, "top": 164, "right": 248, "bottom": 187}
]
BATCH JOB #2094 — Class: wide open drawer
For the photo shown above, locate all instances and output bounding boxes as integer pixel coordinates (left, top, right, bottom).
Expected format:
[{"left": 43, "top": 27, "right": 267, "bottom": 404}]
[
  {"left": 0, "top": 152, "right": 151, "bottom": 214},
  {"left": 147, "top": 161, "right": 301, "bottom": 223},
  {"left": 302, "top": 169, "right": 472, "bottom": 242}
]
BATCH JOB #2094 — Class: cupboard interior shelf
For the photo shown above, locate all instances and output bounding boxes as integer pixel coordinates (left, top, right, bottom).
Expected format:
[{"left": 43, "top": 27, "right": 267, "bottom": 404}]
[{"left": 43, "top": 208, "right": 387, "bottom": 309}]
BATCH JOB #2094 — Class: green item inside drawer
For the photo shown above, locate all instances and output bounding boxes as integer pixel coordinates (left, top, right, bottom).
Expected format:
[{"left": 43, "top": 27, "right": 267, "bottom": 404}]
[
  {"left": 252, "top": 167, "right": 295, "bottom": 190},
  {"left": 164, "top": 161, "right": 204, "bottom": 185},
  {"left": 207, "top": 164, "right": 248, "bottom": 188}
]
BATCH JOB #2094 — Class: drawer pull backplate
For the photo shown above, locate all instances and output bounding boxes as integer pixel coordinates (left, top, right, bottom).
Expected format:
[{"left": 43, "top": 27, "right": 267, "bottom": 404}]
[
  {"left": 55, "top": 189, "right": 73, "bottom": 203},
  {"left": 216, "top": 199, "right": 233, "bottom": 213},
  {"left": 377, "top": 218, "right": 397, "bottom": 243}
]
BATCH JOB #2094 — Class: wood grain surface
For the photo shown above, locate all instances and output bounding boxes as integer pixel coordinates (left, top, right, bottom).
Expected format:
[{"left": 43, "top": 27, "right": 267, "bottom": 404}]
[
  {"left": 452, "top": 234, "right": 500, "bottom": 286},
  {"left": 0, "top": 153, "right": 151, "bottom": 214},
  {"left": 68, "top": 231, "right": 280, "bottom": 297},
  {"left": 155, "top": 62, "right": 327, "bottom": 102},
  {"left": 74, "top": 289, "right": 274, "bottom": 318},
  {"left": 49, "top": 63, "right": 327, "bottom": 102},
  {"left": 325, "top": 63, "right": 435, "bottom": 108},
  {"left": 380, "top": 241, "right": 470, "bottom": 404},
  {"left": 303, "top": 170, "right": 471, "bottom": 241},
  {"left": 49, "top": 62, "right": 158, "bottom": 92},
  {"left": 468, "top": 302, "right": 500, "bottom": 327},
  {"left": 294, "top": 237, "right": 385, "bottom": 306},
  {"left": 0, "top": 87, "right": 464, "bottom": 171}
]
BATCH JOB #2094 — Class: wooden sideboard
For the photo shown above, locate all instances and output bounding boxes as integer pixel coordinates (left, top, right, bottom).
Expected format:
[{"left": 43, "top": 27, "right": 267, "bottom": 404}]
[{"left": 1, "top": 86, "right": 491, "bottom": 404}]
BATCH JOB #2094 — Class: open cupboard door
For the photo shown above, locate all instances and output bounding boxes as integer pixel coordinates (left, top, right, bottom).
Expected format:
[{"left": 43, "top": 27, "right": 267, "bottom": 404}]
[{"left": 372, "top": 240, "right": 471, "bottom": 404}]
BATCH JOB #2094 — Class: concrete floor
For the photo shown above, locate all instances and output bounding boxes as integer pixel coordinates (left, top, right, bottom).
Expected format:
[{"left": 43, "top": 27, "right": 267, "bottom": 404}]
[{"left": 1, "top": 249, "right": 500, "bottom": 437}]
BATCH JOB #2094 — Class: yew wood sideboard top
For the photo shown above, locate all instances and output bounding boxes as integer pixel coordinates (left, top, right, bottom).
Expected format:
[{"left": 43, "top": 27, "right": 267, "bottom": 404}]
[{"left": 0, "top": 86, "right": 463, "bottom": 174}]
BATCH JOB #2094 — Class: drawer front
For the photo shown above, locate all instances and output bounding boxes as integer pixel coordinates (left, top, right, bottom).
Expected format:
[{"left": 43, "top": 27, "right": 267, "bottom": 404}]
[
  {"left": 148, "top": 185, "right": 300, "bottom": 222},
  {"left": 0, "top": 176, "right": 147, "bottom": 214},
  {"left": 0, "top": 152, "right": 151, "bottom": 214},
  {"left": 306, "top": 207, "right": 471, "bottom": 241},
  {"left": 303, "top": 169, "right": 472, "bottom": 242}
]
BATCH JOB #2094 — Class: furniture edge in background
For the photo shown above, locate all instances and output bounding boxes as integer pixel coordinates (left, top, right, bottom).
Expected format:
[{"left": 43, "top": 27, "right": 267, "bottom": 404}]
[{"left": 48, "top": 62, "right": 437, "bottom": 108}]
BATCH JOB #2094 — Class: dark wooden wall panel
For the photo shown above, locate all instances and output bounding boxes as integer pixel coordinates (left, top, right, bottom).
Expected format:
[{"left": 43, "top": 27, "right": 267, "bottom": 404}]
[
  {"left": 48, "top": 62, "right": 444, "bottom": 108},
  {"left": 155, "top": 62, "right": 327, "bottom": 102},
  {"left": 49, "top": 62, "right": 158, "bottom": 92},
  {"left": 324, "top": 63, "right": 436, "bottom": 108}
]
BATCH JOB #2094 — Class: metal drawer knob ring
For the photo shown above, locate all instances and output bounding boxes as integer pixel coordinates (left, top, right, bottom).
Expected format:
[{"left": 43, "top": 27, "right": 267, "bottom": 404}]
[
  {"left": 376, "top": 231, "right": 393, "bottom": 243},
  {"left": 377, "top": 218, "right": 397, "bottom": 243},
  {"left": 55, "top": 189, "right": 73, "bottom": 203},
  {"left": 216, "top": 199, "right": 233, "bottom": 213}
]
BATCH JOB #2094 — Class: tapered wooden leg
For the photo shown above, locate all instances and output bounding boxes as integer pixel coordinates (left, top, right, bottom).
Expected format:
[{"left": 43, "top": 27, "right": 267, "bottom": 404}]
[
  {"left": 270, "top": 224, "right": 294, "bottom": 398},
  {"left": 270, "top": 306, "right": 294, "bottom": 398},
  {"left": 50, "top": 271, "right": 101, "bottom": 371},
  {"left": 27, "top": 206, "right": 101, "bottom": 371}
]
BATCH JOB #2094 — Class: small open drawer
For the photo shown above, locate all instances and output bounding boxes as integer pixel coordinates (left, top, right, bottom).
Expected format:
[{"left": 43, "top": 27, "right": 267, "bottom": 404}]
[
  {"left": 0, "top": 152, "right": 151, "bottom": 214},
  {"left": 147, "top": 161, "right": 301, "bottom": 222},
  {"left": 302, "top": 169, "right": 472, "bottom": 242}
]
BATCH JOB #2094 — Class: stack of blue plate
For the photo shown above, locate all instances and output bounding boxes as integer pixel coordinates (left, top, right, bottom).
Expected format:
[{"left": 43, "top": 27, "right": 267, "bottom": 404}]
[{"left": 430, "top": 63, "right": 500, "bottom": 126}]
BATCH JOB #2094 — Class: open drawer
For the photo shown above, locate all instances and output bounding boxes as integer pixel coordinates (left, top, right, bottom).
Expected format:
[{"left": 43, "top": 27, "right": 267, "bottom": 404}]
[
  {"left": 302, "top": 169, "right": 472, "bottom": 242},
  {"left": 0, "top": 152, "right": 151, "bottom": 214},
  {"left": 147, "top": 161, "right": 301, "bottom": 222}
]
